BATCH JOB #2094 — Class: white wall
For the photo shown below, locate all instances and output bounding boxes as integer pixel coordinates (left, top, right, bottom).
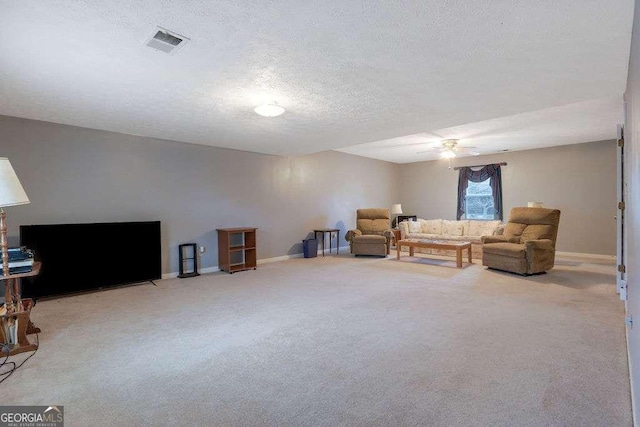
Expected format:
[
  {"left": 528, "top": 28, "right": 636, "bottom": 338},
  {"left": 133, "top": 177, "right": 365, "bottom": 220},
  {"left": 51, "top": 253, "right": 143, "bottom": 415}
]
[
  {"left": 399, "top": 140, "right": 617, "bottom": 255},
  {"left": 0, "top": 115, "right": 400, "bottom": 274},
  {"left": 625, "top": 0, "right": 640, "bottom": 422}
]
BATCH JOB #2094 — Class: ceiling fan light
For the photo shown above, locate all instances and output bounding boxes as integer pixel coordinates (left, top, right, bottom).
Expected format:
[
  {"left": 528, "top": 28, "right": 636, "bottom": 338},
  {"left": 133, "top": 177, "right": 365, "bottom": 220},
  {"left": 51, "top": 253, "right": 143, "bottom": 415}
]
[
  {"left": 254, "top": 103, "right": 285, "bottom": 117},
  {"left": 441, "top": 150, "right": 456, "bottom": 159},
  {"left": 442, "top": 139, "right": 459, "bottom": 149}
]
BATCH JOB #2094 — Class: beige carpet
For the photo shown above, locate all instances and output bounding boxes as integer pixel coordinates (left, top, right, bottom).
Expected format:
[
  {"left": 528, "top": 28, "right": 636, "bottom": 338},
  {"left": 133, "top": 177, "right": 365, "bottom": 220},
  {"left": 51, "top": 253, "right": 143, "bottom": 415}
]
[{"left": 2, "top": 254, "right": 632, "bottom": 426}]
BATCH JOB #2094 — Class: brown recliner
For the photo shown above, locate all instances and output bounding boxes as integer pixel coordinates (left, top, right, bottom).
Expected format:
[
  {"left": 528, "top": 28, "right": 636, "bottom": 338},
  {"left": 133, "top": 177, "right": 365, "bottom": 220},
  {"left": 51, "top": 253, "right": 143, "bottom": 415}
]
[
  {"left": 481, "top": 207, "right": 561, "bottom": 275},
  {"left": 345, "top": 208, "right": 392, "bottom": 256}
]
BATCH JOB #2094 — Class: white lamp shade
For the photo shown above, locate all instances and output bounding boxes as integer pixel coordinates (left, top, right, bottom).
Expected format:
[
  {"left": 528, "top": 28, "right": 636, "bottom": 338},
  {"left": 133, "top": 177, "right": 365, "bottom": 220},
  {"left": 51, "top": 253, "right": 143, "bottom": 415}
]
[
  {"left": 0, "top": 158, "right": 30, "bottom": 207},
  {"left": 527, "top": 201, "right": 543, "bottom": 208},
  {"left": 391, "top": 204, "right": 403, "bottom": 215}
]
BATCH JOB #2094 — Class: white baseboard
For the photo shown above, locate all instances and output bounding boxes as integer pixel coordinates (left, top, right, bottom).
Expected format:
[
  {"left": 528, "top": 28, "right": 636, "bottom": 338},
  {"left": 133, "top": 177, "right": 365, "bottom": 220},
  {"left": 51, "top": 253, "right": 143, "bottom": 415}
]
[
  {"left": 161, "top": 247, "right": 351, "bottom": 279},
  {"left": 626, "top": 323, "right": 637, "bottom": 427},
  {"left": 258, "top": 245, "right": 349, "bottom": 262},
  {"left": 258, "top": 253, "right": 303, "bottom": 265},
  {"left": 555, "top": 251, "right": 616, "bottom": 260},
  {"left": 161, "top": 248, "right": 608, "bottom": 279},
  {"left": 318, "top": 245, "right": 349, "bottom": 255},
  {"left": 161, "top": 265, "right": 220, "bottom": 279}
]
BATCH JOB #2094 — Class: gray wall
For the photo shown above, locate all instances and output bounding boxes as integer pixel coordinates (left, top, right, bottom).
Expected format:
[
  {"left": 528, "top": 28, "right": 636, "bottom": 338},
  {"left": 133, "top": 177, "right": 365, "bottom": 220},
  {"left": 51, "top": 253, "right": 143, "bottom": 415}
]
[
  {"left": 625, "top": 0, "right": 640, "bottom": 421},
  {"left": 0, "top": 113, "right": 619, "bottom": 270},
  {"left": 399, "top": 140, "right": 617, "bottom": 255},
  {"left": 0, "top": 115, "right": 400, "bottom": 274}
]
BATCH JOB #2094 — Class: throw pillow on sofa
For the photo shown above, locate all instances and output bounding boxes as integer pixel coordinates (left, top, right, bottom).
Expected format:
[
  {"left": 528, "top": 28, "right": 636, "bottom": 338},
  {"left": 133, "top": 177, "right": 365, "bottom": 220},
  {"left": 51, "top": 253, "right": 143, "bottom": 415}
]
[
  {"left": 457, "top": 220, "right": 470, "bottom": 235},
  {"left": 407, "top": 221, "right": 421, "bottom": 233},
  {"left": 466, "top": 220, "right": 485, "bottom": 236},
  {"left": 481, "top": 220, "right": 502, "bottom": 236},
  {"left": 442, "top": 220, "right": 464, "bottom": 236},
  {"left": 420, "top": 219, "right": 443, "bottom": 234}
]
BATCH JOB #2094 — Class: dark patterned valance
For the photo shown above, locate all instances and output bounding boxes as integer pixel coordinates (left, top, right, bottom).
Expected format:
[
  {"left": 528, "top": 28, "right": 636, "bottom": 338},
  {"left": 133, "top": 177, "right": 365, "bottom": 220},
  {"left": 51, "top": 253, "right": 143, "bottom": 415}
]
[{"left": 456, "top": 164, "right": 503, "bottom": 220}]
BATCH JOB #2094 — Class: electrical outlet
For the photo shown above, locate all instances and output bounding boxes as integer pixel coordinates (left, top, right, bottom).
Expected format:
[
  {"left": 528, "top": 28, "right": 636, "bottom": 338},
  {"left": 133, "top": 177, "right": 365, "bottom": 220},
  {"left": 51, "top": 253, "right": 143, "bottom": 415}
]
[{"left": 199, "top": 246, "right": 206, "bottom": 254}]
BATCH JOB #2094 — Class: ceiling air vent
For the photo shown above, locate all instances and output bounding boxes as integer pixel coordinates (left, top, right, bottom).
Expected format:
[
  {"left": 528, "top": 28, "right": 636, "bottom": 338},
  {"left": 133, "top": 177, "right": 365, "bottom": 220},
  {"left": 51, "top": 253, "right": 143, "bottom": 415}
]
[{"left": 145, "top": 27, "right": 189, "bottom": 54}]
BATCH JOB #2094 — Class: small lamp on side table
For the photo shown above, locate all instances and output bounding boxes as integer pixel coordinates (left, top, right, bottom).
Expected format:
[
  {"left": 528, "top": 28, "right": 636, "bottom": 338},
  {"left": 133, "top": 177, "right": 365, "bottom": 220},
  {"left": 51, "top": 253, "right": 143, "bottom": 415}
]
[
  {"left": 0, "top": 158, "right": 30, "bottom": 312},
  {"left": 391, "top": 203, "right": 403, "bottom": 228}
]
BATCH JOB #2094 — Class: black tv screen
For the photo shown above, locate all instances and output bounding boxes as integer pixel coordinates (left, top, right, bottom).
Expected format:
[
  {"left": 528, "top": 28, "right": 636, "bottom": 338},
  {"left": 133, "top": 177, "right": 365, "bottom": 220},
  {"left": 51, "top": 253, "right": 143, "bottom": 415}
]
[{"left": 20, "top": 221, "right": 161, "bottom": 299}]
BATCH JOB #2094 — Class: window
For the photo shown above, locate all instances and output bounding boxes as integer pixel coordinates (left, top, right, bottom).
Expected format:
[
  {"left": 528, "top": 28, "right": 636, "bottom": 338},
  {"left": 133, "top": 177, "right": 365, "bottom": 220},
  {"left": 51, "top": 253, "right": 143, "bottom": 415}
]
[
  {"left": 457, "top": 164, "right": 503, "bottom": 220},
  {"left": 465, "top": 178, "right": 495, "bottom": 220}
]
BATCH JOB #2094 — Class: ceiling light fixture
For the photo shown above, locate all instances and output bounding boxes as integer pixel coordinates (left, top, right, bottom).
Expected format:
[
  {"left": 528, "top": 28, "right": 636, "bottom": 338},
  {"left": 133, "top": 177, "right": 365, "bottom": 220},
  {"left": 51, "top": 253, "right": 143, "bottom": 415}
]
[
  {"left": 441, "top": 139, "right": 459, "bottom": 158},
  {"left": 254, "top": 103, "right": 285, "bottom": 117},
  {"left": 441, "top": 150, "right": 456, "bottom": 159}
]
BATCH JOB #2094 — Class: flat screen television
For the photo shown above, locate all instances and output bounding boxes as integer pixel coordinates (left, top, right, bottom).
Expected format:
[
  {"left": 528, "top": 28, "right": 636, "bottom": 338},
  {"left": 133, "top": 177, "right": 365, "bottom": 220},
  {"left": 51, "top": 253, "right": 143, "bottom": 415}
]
[{"left": 20, "top": 221, "right": 161, "bottom": 300}]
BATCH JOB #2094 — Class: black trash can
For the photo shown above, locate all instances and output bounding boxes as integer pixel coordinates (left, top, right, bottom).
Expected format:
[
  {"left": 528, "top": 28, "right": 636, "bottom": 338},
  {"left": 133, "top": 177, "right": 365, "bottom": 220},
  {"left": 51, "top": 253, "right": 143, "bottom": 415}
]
[{"left": 303, "top": 239, "right": 318, "bottom": 258}]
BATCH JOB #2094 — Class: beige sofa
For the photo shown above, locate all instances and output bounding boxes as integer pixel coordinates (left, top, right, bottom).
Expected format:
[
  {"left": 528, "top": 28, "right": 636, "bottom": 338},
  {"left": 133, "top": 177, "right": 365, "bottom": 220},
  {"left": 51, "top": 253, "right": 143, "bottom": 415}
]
[{"left": 399, "top": 219, "right": 504, "bottom": 259}]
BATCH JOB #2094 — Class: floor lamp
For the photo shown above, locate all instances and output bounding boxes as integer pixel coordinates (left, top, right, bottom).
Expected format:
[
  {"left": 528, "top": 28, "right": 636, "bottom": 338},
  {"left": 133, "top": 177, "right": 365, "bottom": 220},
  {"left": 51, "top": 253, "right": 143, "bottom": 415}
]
[{"left": 0, "top": 158, "right": 30, "bottom": 312}]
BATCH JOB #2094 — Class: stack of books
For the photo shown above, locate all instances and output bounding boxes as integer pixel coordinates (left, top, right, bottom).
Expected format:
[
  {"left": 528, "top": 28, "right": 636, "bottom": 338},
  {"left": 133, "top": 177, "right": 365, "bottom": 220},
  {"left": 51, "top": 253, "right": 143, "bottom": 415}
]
[{"left": 0, "top": 247, "right": 34, "bottom": 276}]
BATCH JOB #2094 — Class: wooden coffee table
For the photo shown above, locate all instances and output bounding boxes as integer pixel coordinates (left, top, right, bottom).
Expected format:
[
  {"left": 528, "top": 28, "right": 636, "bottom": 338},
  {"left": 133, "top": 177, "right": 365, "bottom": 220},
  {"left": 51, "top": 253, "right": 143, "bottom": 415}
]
[{"left": 397, "top": 239, "right": 472, "bottom": 268}]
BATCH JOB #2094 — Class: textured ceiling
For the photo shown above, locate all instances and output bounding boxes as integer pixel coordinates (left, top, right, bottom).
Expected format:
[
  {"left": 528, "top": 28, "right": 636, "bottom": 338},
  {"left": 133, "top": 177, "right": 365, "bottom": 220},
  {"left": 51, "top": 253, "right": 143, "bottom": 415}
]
[
  {"left": 0, "top": 1, "right": 634, "bottom": 159},
  {"left": 337, "top": 97, "right": 624, "bottom": 163}
]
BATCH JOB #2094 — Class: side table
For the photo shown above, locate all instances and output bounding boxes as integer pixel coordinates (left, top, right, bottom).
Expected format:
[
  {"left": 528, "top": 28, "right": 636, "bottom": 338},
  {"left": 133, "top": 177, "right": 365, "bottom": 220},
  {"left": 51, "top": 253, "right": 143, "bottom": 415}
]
[
  {"left": 392, "top": 229, "right": 401, "bottom": 247},
  {"left": 313, "top": 228, "right": 340, "bottom": 257}
]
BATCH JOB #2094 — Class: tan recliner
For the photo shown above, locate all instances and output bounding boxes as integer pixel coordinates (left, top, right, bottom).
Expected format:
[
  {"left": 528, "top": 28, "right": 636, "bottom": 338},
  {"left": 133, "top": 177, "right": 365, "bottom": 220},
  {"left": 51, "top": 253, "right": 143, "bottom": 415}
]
[
  {"left": 482, "top": 207, "right": 561, "bottom": 275},
  {"left": 345, "top": 208, "right": 392, "bottom": 256}
]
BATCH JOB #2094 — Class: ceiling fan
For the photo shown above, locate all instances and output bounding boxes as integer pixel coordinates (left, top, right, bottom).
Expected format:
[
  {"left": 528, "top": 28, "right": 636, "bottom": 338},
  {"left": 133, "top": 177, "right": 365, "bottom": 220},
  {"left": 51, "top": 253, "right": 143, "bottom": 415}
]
[{"left": 417, "top": 139, "right": 480, "bottom": 158}]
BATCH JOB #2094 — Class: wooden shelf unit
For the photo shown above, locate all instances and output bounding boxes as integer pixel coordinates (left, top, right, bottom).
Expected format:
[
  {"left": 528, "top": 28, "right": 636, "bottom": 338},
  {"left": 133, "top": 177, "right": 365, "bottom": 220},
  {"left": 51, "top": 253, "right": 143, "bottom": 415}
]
[
  {"left": 217, "top": 228, "right": 257, "bottom": 274},
  {"left": 0, "top": 309, "right": 37, "bottom": 356},
  {"left": 1, "top": 262, "right": 41, "bottom": 356}
]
